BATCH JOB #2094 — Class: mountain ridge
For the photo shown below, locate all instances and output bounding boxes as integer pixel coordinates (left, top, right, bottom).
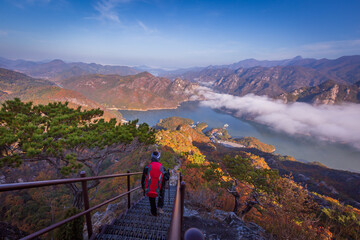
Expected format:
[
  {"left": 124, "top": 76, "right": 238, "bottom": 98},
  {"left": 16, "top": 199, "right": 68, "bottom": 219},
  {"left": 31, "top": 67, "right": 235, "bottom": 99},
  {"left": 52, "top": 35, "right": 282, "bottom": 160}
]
[
  {"left": 212, "top": 65, "right": 338, "bottom": 97},
  {"left": 277, "top": 79, "right": 360, "bottom": 104},
  {"left": 59, "top": 71, "right": 199, "bottom": 110},
  {"left": 0, "top": 57, "right": 140, "bottom": 82},
  {"left": 0, "top": 68, "right": 122, "bottom": 120},
  {"left": 162, "top": 56, "right": 360, "bottom": 91}
]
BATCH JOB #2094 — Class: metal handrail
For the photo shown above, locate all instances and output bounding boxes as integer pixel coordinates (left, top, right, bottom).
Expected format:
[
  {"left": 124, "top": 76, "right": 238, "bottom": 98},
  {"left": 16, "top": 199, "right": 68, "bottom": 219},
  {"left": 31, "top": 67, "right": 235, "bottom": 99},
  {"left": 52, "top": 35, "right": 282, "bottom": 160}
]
[
  {"left": 168, "top": 173, "right": 186, "bottom": 240},
  {"left": 0, "top": 172, "right": 142, "bottom": 192},
  {"left": 0, "top": 171, "right": 143, "bottom": 239},
  {"left": 23, "top": 186, "right": 142, "bottom": 240}
]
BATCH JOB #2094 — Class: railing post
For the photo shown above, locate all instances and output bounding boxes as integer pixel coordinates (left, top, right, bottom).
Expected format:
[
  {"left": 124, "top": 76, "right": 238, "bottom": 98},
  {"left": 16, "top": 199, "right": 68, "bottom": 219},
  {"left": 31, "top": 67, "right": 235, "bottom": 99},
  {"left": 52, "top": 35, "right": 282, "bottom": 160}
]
[
  {"left": 127, "top": 170, "right": 131, "bottom": 209},
  {"left": 168, "top": 180, "right": 171, "bottom": 203},
  {"left": 180, "top": 181, "right": 186, "bottom": 235},
  {"left": 80, "top": 171, "right": 93, "bottom": 239}
]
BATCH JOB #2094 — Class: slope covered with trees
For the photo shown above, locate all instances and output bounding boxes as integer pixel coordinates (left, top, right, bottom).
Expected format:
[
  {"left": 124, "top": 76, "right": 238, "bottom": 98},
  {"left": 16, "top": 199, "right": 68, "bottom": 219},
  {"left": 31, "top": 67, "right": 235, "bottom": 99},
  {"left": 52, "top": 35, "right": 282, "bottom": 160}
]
[
  {"left": 1, "top": 111, "right": 360, "bottom": 239},
  {"left": 0, "top": 99, "right": 156, "bottom": 236},
  {"left": 60, "top": 72, "right": 198, "bottom": 110},
  {"left": 0, "top": 68, "right": 122, "bottom": 120},
  {"left": 0, "top": 99, "right": 154, "bottom": 206},
  {"left": 155, "top": 117, "right": 360, "bottom": 239}
]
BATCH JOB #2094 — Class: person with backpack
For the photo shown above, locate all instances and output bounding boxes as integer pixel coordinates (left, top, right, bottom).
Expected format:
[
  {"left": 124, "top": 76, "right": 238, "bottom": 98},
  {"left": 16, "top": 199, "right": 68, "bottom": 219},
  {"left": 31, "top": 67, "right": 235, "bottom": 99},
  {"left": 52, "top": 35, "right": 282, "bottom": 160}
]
[{"left": 141, "top": 151, "right": 170, "bottom": 216}]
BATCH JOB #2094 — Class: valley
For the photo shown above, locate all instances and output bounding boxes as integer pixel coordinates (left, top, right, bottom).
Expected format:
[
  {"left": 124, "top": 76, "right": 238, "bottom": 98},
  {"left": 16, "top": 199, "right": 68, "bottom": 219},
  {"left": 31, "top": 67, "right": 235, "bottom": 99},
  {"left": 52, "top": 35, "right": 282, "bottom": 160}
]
[
  {"left": 1, "top": 55, "right": 360, "bottom": 239},
  {"left": 2, "top": 1, "right": 360, "bottom": 239},
  {"left": 119, "top": 101, "right": 360, "bottom": 173}
]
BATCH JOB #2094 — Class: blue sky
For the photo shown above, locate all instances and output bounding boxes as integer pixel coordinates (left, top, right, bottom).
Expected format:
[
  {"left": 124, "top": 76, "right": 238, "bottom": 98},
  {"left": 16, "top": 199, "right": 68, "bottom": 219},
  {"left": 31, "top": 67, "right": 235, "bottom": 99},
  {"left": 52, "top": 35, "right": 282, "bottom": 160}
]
[{"left": 0, "top": 0, "right": 359, "bottom": 68}]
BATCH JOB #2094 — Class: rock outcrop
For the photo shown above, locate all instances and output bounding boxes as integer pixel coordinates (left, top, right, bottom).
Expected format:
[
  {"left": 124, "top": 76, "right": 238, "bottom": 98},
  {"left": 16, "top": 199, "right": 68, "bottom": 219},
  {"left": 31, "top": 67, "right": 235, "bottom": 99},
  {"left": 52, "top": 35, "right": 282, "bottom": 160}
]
[
  {"left": 277, "top": 80, "right": 360, "bottom": 104},
  {"left": 183, "top": 207, "right": 269, "bottom": 240},
  {"left": 213, "top": 66, "right": 333, "bottom": 97}
]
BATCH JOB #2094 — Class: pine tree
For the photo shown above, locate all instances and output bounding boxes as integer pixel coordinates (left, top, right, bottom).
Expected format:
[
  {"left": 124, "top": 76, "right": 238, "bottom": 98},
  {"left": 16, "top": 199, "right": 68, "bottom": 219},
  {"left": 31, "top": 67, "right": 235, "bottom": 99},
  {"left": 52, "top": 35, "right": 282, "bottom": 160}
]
[{"left": 0, "top": 98, "right": 155, "bottom": 208}]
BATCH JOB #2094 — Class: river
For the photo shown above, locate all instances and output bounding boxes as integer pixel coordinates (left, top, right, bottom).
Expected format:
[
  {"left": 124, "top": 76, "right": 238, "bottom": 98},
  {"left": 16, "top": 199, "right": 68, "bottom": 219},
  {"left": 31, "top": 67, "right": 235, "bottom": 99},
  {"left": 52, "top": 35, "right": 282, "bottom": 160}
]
[{"left": 119, "top": 101, "right": 360, "bottom": 173}]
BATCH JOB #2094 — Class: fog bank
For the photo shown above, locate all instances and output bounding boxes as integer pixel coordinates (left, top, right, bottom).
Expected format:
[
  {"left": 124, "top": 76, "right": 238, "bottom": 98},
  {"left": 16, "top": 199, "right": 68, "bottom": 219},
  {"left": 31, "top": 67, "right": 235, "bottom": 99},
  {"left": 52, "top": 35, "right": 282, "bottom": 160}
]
[{"left": 200, "top": 90, "right": 360, "bottom": 150}]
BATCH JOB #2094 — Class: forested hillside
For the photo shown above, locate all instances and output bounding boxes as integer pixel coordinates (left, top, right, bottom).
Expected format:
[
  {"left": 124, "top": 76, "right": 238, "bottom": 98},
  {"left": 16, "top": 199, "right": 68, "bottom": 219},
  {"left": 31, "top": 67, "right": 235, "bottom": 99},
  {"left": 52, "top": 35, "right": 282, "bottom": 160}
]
[
  {"left": 0, "top": 68, "right": 122, "bottom": 120},
  {"left": 156, "top": 116, "right": 360, "bottom": 239},
  {"left": 60, "top": 72, "right": 198, "bottom": 110},
  {"left": 0, "top": 102, "right": 359, "bottom": 239}
]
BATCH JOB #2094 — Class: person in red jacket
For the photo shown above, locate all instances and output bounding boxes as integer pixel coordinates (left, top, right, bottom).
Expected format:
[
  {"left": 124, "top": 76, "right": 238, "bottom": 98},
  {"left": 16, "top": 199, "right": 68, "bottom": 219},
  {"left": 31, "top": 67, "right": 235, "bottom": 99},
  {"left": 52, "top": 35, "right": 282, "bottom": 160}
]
[{"left": 141, "top": 151, "right": 170, "bottom": 216}]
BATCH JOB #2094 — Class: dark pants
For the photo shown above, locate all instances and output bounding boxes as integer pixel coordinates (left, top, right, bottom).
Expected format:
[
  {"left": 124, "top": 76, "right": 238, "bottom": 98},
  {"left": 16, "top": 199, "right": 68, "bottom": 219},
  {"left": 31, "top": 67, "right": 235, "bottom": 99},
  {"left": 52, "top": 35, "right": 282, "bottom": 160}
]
[{"left": 149, "top": 182, "right": 166, "bottom": 216}]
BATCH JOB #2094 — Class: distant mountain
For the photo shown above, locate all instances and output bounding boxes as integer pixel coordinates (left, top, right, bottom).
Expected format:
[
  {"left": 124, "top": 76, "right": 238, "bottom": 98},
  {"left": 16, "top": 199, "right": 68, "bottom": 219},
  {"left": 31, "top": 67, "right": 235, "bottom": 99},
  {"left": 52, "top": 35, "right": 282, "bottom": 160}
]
[
  {"left": 0, "top": 57, "right": 140, "bottom": 82},
  {"left": 296, "top": 55, "right": 360, "bottom": 84},
  {"left": 212, "top": 66, "right": 336, "bottom": 97},
  {"left": 133, "top": 65, "right": 170, "bottom": 76},
  {"left": 277, "top": 80, "right": 360, "bottom": 104},
  {"left": 60, "top": 72, "right": 198, "bottom": 110},
  {"left": 162, "top": 56, "right": 360, "bottom": 92},
  {"left": 163, "top": 67, "right": 234, "bottom": 84},
  {"left": 158, "top": 56, "right": 309, "bottom": 80},
  {"left": 218, "top": 55, "right": 307, "bottom": 69},
  {"left": 0, "top": 57, "right": 39, "bottom": 69},
  {"left": 3, "top": 55, "right": 360, "bottom": 100},
  {"left": 54, "top": 66, "right": 90, "bottom": 83},
  {"left": 0, "top": 68, "right": 121, "bottom": 120},
  {"left": 0, "top": 67, "right": 55, "bottom": 89},
  {"left": 160, "top": 66, "right": 207, "bottom": 80}
]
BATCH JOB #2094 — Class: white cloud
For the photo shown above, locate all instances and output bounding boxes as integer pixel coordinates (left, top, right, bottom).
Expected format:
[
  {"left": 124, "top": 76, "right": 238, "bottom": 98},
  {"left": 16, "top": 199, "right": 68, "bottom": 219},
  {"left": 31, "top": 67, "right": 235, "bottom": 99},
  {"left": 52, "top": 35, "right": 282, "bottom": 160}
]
[
  {"left": 199, "top": 89, "right": 360, "bottom": 150},
  {"left": 137, "top": 20, "right": 157, "bottom": 33},
  {"left": 92, "top": 0, "right": 133, "bottom": 23}
]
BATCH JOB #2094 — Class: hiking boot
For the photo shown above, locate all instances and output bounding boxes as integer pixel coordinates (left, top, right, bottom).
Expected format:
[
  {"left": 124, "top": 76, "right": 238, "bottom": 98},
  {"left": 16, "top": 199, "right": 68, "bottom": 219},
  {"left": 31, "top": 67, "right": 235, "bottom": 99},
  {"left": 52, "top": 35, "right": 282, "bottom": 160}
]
[
  {"left": 158, "top": 208, "right": 164, "bottom": 214},
  {"left": 150, "top": 211, "right": 157, "bottom": 217}
]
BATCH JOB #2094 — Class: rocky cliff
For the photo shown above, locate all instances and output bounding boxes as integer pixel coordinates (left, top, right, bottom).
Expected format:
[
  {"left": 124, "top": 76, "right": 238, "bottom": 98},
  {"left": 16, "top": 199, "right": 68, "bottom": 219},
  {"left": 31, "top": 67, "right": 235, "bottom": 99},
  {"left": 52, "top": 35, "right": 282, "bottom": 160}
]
[
  {"left": 278, "top": 80, "right": 360, "bottom": 104},
  {"left": 213, "top": 66, "right": 335, "bottom": 97}
]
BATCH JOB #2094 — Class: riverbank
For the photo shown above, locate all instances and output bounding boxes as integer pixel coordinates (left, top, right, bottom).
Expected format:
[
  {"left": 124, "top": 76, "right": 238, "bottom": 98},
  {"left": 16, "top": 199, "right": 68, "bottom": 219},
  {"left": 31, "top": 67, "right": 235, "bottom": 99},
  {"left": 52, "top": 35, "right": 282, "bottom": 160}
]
[
  {"left": 109, "top": 100, "right": 198, "bottom": 112},
  {"left": 108, "top": 106, "right": 179, "bottom": 111},
  {"left": 218, "top": 140, "right": 245, "bottom": 148}
]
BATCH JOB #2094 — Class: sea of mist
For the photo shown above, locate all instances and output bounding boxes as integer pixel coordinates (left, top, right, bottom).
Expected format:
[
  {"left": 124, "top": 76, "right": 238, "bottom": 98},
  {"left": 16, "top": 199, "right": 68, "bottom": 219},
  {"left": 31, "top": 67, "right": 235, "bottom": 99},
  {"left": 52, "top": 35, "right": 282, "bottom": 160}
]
[{"left": 199, "top": 89, "right": 360, "bottom": 150}]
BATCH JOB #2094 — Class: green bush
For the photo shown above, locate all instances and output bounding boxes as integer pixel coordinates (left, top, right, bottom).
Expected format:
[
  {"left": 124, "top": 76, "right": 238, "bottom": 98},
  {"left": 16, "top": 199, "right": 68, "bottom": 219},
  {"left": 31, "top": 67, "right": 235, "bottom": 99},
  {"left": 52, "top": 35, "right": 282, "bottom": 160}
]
[{"left": 56, "top": 207, "right": 84, "bottom": 240}]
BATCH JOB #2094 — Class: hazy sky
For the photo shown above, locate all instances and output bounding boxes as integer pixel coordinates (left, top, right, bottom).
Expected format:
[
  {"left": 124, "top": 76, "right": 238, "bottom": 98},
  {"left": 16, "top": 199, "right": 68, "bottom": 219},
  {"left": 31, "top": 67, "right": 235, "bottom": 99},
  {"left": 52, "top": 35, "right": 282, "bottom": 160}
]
[{"left": 0, "top": 0, "right": 360, "bottom": 68}]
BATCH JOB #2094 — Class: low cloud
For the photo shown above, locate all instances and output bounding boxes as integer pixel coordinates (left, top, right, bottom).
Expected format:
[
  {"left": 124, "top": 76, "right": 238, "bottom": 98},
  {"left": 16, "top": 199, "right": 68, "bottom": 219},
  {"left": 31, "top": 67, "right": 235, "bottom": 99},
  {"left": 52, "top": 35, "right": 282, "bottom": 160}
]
[{"left": 200, "top": 89, "right": 360, "bottom": 149}]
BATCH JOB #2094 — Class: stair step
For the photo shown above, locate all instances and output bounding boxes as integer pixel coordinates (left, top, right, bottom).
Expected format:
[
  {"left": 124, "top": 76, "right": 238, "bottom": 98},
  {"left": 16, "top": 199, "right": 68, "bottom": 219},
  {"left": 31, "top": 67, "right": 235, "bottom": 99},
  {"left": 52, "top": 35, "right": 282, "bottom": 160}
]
[
  {"left": 103, "top": 224, "right": 170, "bottom": 235},
  {"left": 96, "top": 230, "right": 168, "bottom": 240},
  {"left": 113, "top": 216, "right": 171, "bottom": 227},
  {"left": 95, "top": 186, "right": 177, "bottom": 240}
]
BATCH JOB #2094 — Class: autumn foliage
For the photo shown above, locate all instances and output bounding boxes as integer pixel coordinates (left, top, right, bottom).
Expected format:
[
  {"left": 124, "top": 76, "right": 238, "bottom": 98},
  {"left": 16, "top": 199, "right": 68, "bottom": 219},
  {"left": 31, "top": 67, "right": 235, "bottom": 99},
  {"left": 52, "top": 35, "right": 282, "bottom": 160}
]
[{"left": 156, "top": 118, "right": 360, "bottom": 240}]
